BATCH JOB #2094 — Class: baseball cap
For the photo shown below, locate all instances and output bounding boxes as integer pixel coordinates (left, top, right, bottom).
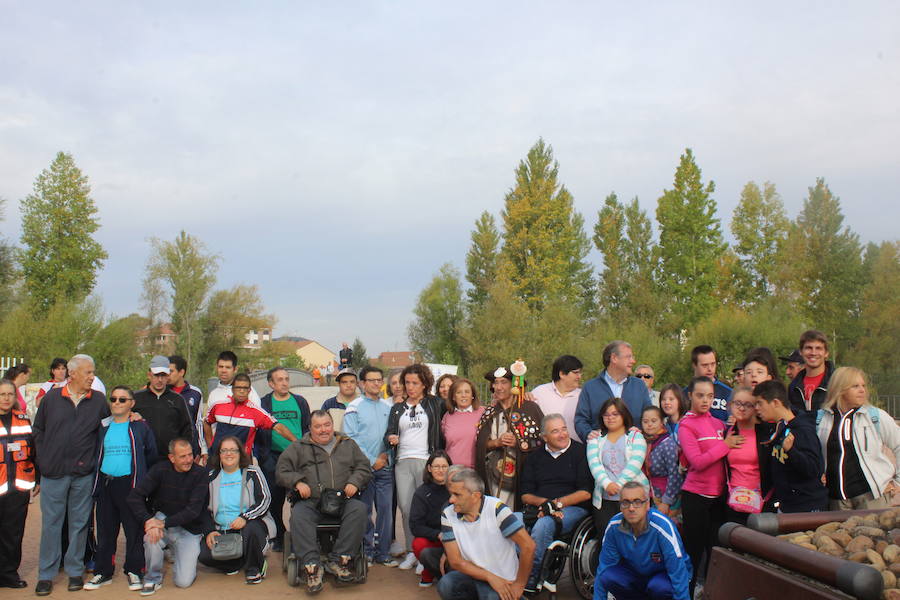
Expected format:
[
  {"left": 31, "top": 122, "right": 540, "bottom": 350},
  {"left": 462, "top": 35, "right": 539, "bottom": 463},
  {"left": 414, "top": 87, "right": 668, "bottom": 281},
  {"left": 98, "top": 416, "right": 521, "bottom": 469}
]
[
  {"left": 335, "top": 368, "right": 357, "bottom": 381},
  {"left": 149, "top": 355, "right": 171, "bottom": 374},
  {"left": 778, "top": 350, "right": 804, "bottom": 364}
]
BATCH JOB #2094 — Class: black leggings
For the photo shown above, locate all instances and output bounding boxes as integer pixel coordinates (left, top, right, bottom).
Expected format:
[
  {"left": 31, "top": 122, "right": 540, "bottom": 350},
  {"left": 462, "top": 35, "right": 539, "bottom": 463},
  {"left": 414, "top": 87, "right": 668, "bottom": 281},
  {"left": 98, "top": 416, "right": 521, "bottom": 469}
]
[
  {"left": 198, "top": 519, "right": 268, "bottom": 574},
  {"left": 592, "top": 502, "right": 620, "bottom": 542},
  {"left": 681, "top": 491, "right": 725, "bottom": 593}
]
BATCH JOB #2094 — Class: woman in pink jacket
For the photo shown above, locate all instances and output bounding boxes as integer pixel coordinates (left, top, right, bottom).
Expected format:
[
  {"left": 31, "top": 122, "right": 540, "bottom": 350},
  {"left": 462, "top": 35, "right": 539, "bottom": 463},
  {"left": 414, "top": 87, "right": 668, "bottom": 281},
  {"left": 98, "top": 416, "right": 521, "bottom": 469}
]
[{"left": 678, "top": 376, "right": 742, "bottom": 595}]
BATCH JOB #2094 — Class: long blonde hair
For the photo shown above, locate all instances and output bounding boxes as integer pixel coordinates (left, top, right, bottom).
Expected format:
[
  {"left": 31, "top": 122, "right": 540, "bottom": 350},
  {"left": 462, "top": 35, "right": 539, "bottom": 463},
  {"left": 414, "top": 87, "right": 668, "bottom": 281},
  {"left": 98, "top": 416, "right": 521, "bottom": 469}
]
[{"left": 822, "top": 366, "right": 868, "bottom": 411}]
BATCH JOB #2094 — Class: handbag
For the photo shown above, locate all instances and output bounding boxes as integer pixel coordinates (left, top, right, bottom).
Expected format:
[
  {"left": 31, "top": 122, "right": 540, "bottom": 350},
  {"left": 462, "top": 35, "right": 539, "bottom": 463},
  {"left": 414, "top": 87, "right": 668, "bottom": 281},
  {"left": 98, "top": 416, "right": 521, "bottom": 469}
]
[
  {"left": 210, "top": 532, "right": 243, "bottom": 561},
  {"left": 727, "top": 485, "right": 763, "bottom": 513},
  {"left": 313, "top": 446, "right": 347, "bottom": 517}
]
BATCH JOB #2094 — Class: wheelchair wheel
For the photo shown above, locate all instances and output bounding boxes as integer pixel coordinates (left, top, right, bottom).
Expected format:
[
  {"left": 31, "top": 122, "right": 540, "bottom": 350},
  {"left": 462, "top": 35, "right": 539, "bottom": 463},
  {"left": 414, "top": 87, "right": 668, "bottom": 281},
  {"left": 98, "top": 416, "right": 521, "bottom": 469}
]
[
  {"left": 568, "top": 517, "right": 599, "bottom": 600},
  {"left": 282, "top": 532, "right": 292, "bottom": 573},
  {"left": 286, "top": 557, "right": 301, "bottom": 587}
]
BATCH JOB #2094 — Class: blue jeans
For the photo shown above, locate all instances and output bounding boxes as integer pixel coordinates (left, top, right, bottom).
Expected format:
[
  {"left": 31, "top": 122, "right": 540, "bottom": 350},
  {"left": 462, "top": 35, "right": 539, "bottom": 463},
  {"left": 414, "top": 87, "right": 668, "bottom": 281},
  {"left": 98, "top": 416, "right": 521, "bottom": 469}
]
[
  {"left": 143, "top": 512, "right": 202, "bottom": 587},
  {"left": 599, "top": 563, "right": 674, "bottom": 600},
  {"left": 437, "top": 570, "right": 501, "bottom": 600},
  {"left": 361, "top": 466, "right": 394, "bottom": 561},
  {"left": 39, "top": 474, "right": 94, "bottom": 580},
  {"left": 518, "top": 505, "right": 589, "bottom": 580}
]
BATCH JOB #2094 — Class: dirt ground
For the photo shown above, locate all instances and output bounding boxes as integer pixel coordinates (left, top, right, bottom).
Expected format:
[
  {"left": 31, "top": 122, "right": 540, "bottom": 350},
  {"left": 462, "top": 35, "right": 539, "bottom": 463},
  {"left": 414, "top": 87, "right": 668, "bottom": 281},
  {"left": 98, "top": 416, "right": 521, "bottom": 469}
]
[{"left": 15, "top": 499, "right": 579, "bottom": 599}]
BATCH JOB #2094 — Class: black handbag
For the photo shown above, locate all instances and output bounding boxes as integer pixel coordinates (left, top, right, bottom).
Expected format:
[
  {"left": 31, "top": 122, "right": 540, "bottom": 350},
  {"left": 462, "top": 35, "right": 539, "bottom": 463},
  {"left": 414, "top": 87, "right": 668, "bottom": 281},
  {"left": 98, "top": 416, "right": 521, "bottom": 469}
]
[{"left": 313, "top": 446, "right": 347, "bottom": 517}]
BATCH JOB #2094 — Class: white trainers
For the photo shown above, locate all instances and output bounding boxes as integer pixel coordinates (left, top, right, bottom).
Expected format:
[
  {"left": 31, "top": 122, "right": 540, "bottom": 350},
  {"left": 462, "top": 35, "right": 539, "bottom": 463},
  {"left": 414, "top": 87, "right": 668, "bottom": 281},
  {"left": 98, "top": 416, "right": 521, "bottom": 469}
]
[
  {"left": 126, "top": 572, "right": 142, "bottom": 591},
  {"left": 398, "top": 552, "right": 418, "bottom": 570},
  {"left": 415, "top": 562, "right": 424, "bottom": 575},
  {"left": 83, "top": 574, "right": 112, "bottom": 590}
]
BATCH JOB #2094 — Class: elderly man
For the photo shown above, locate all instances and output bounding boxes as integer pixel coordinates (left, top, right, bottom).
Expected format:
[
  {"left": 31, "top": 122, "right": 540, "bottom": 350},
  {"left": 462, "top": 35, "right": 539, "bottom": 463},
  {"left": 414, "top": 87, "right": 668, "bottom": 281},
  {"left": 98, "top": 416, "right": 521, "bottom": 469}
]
[
  {"left": 634, "top": 364, "right": 660, "bottom": 406},
  {"left": 133, "top": 355, "right": 194, "bottom": 460},
  {"left": 276, "top": 410, "right": 372, "bottom": 594},
  {"left": 438, "top": 466, "right": 535, "bottom": 600},
  {"left": 126, "top": 438, "right": 209, "bottom": 595},
  {"left": 575, "top": 341, "right": 651, "bottom": 442},
  {"left": 778, "top": 350, "right": 804, "bottom": 382},
  {"left": 519, "top": 414, "right": 592, "bottom": 593},
  {"left": 33, "top": 354, "right": 110, "bottom": 596},
  {"left": 595, "top": 481, "right": 691, "bottom": 600}
]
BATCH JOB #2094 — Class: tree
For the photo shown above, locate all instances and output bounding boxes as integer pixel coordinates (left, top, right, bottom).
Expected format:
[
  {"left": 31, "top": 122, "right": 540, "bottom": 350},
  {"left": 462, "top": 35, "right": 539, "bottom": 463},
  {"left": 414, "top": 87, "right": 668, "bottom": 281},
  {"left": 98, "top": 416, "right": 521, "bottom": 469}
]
[
  {"left": 593, "top": 193, "right": 628, "bottom": 315},
  {"left": 852, "top": 241, "right": 900, "bottom": 379},
  {"left": 350, "top": 337, "right": 369, "bottom": 370},
  {"left": 143, "top": 231, "right": 219, "bottom": 375},
  {"left": 465, "top": 211, "right": 501, "bottom": 309},
  {"left": 408, "top": 263, "right": 466, "bottom": 365},
  {"left": 731, "top": 181, "right": 789, "bottom": 305},
  {"left": 779, "top": 178, "right": 865, "bottom": 346},
  {"left": 19, "top": 152, "right": 108, "bottom": 312},
  {"left": 0, "top": 199, "right": 18, "bottom": 316},
  {"left": 499, "top": 138, "right": 594, "bottom": 314},
  {"left": 197, "top": 284, "right": 272, "bottom": 376},
  {"left": 84, "top": 314, "right": 147, "bottom": 387},
  {"left": 655, "top": 149, "right": 726, "bottom": 330}
]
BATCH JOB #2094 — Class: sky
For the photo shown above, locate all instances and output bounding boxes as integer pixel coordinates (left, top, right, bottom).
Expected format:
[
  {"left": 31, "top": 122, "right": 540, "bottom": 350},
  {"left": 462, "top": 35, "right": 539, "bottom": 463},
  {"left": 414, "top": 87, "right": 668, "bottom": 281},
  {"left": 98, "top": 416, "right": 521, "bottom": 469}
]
[{"left": 1, "top": 2, "right": 898, "bottom": 358}]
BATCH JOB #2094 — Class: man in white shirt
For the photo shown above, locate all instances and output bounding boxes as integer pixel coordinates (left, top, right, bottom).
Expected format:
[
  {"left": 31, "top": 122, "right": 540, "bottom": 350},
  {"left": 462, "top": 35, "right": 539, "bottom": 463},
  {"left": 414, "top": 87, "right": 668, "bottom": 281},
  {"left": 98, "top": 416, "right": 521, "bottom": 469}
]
[
  {"left": 438, "top": 466, "right": 535, "bottom": 600},
  {"left": 205, "top": 351, "right": 261, "bottom": 412},
  {"left": 529, "top": 355, "right": 584, "bottom": 443}
]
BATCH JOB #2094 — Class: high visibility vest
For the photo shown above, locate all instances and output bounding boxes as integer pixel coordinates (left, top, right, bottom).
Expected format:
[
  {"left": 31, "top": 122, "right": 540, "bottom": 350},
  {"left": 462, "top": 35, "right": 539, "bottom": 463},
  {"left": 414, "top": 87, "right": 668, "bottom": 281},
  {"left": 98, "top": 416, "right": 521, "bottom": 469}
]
[{"left": 0, "top": 411, "right": 37, "bottom": 494}]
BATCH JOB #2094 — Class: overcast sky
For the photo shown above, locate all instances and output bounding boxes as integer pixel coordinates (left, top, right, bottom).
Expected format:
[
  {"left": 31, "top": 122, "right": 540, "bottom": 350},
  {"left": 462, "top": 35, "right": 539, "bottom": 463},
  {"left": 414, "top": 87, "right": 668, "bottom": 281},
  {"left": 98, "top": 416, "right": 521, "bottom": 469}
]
[{"left": 1, "top": 2, "right": 898, "bottom": 359}]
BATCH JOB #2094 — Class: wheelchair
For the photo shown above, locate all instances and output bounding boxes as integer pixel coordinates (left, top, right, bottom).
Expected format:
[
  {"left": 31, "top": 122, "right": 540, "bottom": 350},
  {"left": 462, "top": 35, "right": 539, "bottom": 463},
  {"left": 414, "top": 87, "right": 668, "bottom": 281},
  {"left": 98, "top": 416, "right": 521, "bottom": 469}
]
[
  {"left": 281, "top": 513, "right": 368, "bottom": 586},
  {"left": 532, "top": 514, "right": 598, "bottom": 600}
]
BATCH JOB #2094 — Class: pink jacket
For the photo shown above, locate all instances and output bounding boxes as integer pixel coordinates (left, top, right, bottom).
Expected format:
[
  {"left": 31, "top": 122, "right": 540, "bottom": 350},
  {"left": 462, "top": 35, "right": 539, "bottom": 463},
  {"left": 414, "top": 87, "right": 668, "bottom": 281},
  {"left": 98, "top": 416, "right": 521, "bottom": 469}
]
[{"left": 678, "top": 410, "right": 728, "bottom": 497}]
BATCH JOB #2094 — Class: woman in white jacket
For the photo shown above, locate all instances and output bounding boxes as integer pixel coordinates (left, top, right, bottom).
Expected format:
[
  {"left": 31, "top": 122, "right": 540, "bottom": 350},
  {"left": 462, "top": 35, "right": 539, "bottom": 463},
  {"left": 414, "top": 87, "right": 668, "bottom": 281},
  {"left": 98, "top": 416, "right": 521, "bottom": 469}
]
[{"left": 816, "top": 367, "right": 900, "bottom": 510}]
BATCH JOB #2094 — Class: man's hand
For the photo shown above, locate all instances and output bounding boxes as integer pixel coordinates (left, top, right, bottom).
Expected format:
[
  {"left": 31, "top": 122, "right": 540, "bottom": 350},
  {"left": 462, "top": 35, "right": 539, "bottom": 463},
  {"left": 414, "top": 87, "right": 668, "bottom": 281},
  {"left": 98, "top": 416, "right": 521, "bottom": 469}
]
[
  {"left": 509, "top": 580, "right": 526, "bottom": 600},
  {"left": 144, "top": 519, "right": 165, "bottom": 545},
  {"left": 587, "top": 429, "right": 600, "bottom": 440},
  {"left": 373, "top": 454, "right": 388, "bottom": 471},
  {"left": 195, "top": 454, "right": 208, "bottom": 466},
  {"left": 486, "top": 574, "right": 517, "bottom": 600},
  {"left": 885, "top": 481, "right": 899, "bottom": 497},
  {"left": 605, "top": 482, "right": 621, "bottom": 496},
  {"left": 344, "top": 483, "right": 358, "bottom": 498},
  {"left": 229, "top": 516, "right": 247, "bottom": 530},
  {"left": 387, "top": 434, "right": 400, "bottom": 446},
  {"left": 782, "top": 433, "right": 795, "bottom": 452},
  {"left": 205, "top": 531, "right": 221, "bottom": 549},
  {"left": 130, "top": 411, "right": 144, "bottom": 422},
  {"left": 295, "top": 482, "right": 312, "bottom": 499}
]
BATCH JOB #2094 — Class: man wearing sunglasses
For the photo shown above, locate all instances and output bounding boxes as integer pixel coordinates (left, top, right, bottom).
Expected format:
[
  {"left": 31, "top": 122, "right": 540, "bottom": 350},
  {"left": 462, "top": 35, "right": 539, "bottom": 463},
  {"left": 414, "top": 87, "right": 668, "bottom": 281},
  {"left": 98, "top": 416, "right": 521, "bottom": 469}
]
[
  {"left": 634, "top": 365, "right": 660, "bottom": 407},
  {"left": 85, "top": 387, "right": 157, "bottom": 591},
  {"left": 595, "top": 481, "right": 691, "bottom": 600},
  {"left": 132, "top": 356, "right": 195, "bottom": 460}
]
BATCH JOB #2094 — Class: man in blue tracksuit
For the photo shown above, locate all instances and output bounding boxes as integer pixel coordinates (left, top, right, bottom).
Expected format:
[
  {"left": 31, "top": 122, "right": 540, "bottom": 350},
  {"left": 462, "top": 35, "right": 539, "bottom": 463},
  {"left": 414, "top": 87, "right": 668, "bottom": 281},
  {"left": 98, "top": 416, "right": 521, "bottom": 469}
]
[
  {"left": 595, "top": 481, "right": 691, "bottom": 600},
  {"left": 574, "top": 341, "right": 651, "bottom": 442}
]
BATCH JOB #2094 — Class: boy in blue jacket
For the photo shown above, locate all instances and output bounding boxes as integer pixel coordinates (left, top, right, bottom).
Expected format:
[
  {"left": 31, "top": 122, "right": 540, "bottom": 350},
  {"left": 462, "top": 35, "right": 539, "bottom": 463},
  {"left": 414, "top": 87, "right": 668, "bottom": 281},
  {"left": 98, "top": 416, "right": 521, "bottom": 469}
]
[{"left": 595, "top": 481, "right": 691, "bottom": 600}]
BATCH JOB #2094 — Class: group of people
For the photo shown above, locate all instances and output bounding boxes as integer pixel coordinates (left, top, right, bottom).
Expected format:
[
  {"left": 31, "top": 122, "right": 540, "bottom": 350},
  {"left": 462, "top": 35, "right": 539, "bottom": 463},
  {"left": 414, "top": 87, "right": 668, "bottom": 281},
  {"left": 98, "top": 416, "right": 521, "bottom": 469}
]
[{"left": 1, "top": 328, "right": 898, "bottom": 600}]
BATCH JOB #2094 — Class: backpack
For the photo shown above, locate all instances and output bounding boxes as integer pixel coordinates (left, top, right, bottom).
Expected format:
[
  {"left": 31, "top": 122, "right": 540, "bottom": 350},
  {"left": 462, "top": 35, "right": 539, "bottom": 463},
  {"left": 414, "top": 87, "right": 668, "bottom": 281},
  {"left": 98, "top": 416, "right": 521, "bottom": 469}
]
[{"left": 816, "top": 405, "right": 881, "bottom": 437}]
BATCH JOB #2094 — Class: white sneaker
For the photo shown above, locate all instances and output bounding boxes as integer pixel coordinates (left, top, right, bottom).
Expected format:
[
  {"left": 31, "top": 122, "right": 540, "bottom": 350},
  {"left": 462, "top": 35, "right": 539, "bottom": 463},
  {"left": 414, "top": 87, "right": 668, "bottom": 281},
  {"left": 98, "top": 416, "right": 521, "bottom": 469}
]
[
  {"left": 83, "top": 574, "right": 112, "bottom": 590},
  {"left": 398, "top": 552, "right": 418, "bottom": 570},
  {"left": 126, "top": 572, "right": 142, "bottom": 591},
  {"left": 415, "top": 562, "right": 424, "bottom": 575}
]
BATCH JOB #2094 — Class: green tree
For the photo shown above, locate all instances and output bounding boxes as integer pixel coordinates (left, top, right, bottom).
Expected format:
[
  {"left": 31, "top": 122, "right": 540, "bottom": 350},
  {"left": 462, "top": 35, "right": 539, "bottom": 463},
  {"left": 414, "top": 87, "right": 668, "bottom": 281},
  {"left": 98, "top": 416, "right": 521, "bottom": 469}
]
[
  {"left": 593, "top": 193, "right": 628, "bottom": 315},
  {"left": 465, "top": 211, "right": 501, "bottom": 309},
  {"left": 350, "top": 337, "right": 369, "bottom": 370},
  {"left": 19, "top": 152, "right": 108, "bottom": 312},
  {"left": 84, "top": 314, "right": 147, "bottom": 387},
  {"left": 853, "top": 241, "right": 900, "bottom": 380},
  {"left": 143, "top": 231, "right": 219, "bottom": 377},
  {"left": 655, "top": 149, "right": 726, "bottom": 330},
  {"left": 408, "top": 263, "right": 466, "bottom": 365},
  {"left": 779, "top": 178, "right": 865, "bottom": 347},
  {"left": 0, "top": 199, "right": 18, "bottom": 316},
  {"left": 197, "top": 284, "right": 272, "bottom": 375},
  {"left": 731, "top": 181, "right": 789, "bottom": 305},
  {"left": 622, "top": 197, "right": 662, "bottom": 325},
  {"left": 499, "top": 138, "right": 594, "bottom": 313}
]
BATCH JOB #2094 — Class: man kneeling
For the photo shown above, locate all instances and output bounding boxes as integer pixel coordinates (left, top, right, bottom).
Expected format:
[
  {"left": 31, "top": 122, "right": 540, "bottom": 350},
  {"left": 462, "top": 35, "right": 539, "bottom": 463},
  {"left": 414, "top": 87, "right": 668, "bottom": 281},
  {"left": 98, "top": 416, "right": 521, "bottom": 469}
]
[
  {"left": 276, "top": 410, "right": 372, "bottom": 594},
  {"left": 595, "top": 481, "right": 691, "bottom": 600}
]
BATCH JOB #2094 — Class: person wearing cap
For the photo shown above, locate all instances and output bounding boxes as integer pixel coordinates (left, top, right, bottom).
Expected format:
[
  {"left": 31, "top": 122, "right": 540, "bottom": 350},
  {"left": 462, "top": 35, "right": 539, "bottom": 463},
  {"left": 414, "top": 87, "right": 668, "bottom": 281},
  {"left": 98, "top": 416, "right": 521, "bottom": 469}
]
[
  {"left": 133, "top": 356, "right": 195, "bottom": 460},
  {"left": 475, "top": 366, "right": 544, "bottom": 510},
  {"left": 322, "top": 368, "right": 359, "bottom": 432},
  {"left": 779, "top": 350, "right": 805, "bottom": 382}
]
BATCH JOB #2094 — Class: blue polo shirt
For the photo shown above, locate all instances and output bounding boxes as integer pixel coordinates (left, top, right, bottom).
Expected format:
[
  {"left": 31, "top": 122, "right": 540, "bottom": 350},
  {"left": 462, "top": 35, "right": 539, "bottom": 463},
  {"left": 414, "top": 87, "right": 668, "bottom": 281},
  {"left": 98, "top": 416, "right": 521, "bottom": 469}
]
[{"left": 343, "top": 395, "right": 393, "bottom": 465}]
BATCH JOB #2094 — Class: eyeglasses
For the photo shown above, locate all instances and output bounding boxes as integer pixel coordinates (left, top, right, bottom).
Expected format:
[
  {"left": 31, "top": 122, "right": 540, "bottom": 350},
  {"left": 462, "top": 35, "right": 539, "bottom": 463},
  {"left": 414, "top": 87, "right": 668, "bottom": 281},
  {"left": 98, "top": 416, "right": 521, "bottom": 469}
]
[
  {"left": 364, "top": 378, "right": 383, "bottom": 383},
  {"left": 602, "top": 412, "right": 621, "bottom": 419},
  {"left": 110, "top": 396, "right": 132, "bottom": 403},
  {"left": 733, "top": 401, "right": 756, "bottom": 410},
  {"left": 430, "top": 465, "right": 449, "bottom": 471},
  {"left": 232, "top": 386, "right": 251, "bottom": 391},
  {"left": 220, "top": 448, "right": 240, "bottom": 454},
  {"left": 635, "top": 374, "right": 654, "bottom": 379},
  {"left": 619, "top": 499, "right": 648, "bottom": 508}
]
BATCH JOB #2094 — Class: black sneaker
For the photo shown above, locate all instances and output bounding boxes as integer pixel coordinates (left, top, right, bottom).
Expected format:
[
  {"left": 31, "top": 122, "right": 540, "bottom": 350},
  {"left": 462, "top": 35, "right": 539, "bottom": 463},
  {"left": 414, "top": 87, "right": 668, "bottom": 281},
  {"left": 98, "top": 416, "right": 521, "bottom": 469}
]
[
  {"left": 246, "top": 560, "right": 267, "bottom": 585},
  {"left": 68, "top": 576, "right": 84, "bottom": 591},
  {"left": 84, "top": 573, "right": 113, "bottom": 590},
  {"left": 35, "top": 580, "right": 53, "bottom": 596}
]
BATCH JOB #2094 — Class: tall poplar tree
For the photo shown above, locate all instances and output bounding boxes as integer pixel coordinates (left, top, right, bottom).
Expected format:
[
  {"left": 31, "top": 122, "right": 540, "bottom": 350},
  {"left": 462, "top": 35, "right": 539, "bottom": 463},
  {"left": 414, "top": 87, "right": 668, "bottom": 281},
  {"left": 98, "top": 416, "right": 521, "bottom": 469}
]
[
  {"left": 465, "top": 211, "right": 501, "bottom": 309},
  {"left": 655, "top": 149, "right": 725, "bottom": 330},
  {"left": 19, "top": 152, "right": 108, "bottom": 312},
  {"left": 731, "top": 181, "right": 789, "bottom": 305},
  {"left": 500, "top": 138, "right": 594, "bottom": 313},
  {"left": 593, "top": 192, "right": 628, "bottom": 314}
]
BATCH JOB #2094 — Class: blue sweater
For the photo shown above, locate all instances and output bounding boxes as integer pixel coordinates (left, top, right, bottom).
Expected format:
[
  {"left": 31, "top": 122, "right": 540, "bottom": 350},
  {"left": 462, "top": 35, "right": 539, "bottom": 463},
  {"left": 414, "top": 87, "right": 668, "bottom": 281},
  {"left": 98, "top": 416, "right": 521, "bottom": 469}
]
[
  {"left": 343, "top": 395, "right": 393, "bottom": 465},
  {"left": 595, "top": 508, "right": 692, "bottom": 600},
  {"left": 574, "top": 371, "right": 651, "bottom": 441},
  {"left": 682, "top": 379, "right": 732, "bottom": 423}
]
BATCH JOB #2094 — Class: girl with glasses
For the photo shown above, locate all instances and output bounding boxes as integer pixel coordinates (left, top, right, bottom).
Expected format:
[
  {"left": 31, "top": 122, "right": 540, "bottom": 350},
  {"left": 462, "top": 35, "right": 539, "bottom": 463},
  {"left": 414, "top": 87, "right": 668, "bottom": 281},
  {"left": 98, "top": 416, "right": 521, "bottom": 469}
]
[{"left": 724, "top": 385, "right": 775, "bottom": 525}]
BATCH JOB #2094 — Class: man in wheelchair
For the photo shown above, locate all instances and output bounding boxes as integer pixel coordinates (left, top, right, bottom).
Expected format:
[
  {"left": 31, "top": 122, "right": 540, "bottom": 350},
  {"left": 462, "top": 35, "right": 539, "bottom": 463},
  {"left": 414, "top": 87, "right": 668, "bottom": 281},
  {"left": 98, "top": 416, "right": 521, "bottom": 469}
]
[
  {"left": 519, "top": 413, "right": 592, "bottom": 594},
  {"left": 276, "top": 410, "right": 372, "bottom": 594}
]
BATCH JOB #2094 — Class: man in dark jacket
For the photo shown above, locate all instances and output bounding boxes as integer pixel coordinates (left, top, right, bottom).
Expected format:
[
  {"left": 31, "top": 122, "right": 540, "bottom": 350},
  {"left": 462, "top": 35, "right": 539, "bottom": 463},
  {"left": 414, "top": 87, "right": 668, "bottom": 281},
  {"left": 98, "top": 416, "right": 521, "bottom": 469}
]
[
  {"left": 33, "top": 354, "right": 109, "bottom": 596},
  {"left": 754, "top": 380, "right": 827, "bottom": 513},
  {"left": 133, "top": 356, "right": 194, "bottom": 460},
  {"left": 788, "top": 330, "right": 834, "bottom": 419},
  {"left": 575, "top": 341, "right": 651, "bottom": 441},
  {"left": 276, "top": 410, "right": 372, "bottom": 593},
  {"left": 126, "top": 438, "right": 208, "bottom": 595}
]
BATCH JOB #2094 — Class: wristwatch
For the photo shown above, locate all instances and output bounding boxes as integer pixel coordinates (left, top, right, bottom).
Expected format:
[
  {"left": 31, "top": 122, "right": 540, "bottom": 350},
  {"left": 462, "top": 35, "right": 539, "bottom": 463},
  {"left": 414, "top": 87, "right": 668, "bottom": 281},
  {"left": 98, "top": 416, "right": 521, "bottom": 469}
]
[{"left": 553, "top": 499, "right": 564, "bottom": 510}]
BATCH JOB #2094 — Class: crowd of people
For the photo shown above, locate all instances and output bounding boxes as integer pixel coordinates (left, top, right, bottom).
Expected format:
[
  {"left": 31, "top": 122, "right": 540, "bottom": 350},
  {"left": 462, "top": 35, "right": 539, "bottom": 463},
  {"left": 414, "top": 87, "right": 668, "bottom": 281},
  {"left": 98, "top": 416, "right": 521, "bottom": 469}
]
[{"left": 1, "top": 329, "right": 899, "bottom": 600}]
